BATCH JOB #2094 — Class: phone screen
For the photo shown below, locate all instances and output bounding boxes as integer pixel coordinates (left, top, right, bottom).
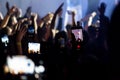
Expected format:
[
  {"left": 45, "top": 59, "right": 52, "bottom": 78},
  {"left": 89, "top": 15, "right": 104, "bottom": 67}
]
[
  {"left": 1, "top": 35, "right": 9, "bottom": 47},
  {"left": 28, "top": 26, "right": 35, "bottom": 34},
  {"left": 71, "top": 29, "right": 83, "bottom": 41},
  {"left": 28, "top": 42, "right": 40, "bottom": 54},
  {"left": 1, "top": 35, "right": 9, "bottom": 43}
]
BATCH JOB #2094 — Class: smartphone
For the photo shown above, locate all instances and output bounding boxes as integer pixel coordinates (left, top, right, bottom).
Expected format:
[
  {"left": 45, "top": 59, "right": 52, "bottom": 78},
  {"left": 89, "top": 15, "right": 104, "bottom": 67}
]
[
  {"left": 28, "top": 42, "right": 40, "bottom": 54},
  {"left": 71, "top": 27, "right": 83, "bottom": 41},
  {"left": 1, "top": 35, "right": 9, "bottom": 47},
  {"left": 28, "top": 26, "right": 35, "bottom": 34}
]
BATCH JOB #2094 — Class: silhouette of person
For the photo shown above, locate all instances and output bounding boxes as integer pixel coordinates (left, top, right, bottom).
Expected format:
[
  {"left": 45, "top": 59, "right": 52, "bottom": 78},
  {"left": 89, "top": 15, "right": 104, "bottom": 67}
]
[
  {"left": 107, "top": 2, "right": 120, "bottom": 79},
  {"left": 97, "top": 2, "right": 110, "bottom": 47},
  {"left": 95, "top": 2, "right": 110, "bottom": 61}
]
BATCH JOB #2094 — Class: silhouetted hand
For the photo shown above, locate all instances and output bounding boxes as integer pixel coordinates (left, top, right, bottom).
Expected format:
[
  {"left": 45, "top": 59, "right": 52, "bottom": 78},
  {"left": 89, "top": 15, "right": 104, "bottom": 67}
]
[
  {"left": 55, "top": 2, "right": 64, "bottom": 14},
  {"left": 8, "top": 6, "right": 17, "bottom": 16},
  {"left": 13, "top": 18, "right": 28, "bottom": 33},
  {"left": 6, "top": 1, "right": 10, "bottom": 12}
]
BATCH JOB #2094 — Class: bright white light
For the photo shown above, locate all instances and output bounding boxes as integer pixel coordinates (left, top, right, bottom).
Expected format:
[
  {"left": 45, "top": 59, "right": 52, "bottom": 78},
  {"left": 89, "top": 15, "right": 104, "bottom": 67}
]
[
  {"left": 7, "top": 55, "right": 35, "bottom": 74},
  {"left": 91, "top": 12, "right": 97, "bottom": 18},
  {"left": 35, "top": 65, "right": 45, "bottom": 73},
  {"left": 1, "top": 35, "right": 9, "bottom": 43},
  {"left": 28, "top": 42, "right": 40, "bottom": 54}
]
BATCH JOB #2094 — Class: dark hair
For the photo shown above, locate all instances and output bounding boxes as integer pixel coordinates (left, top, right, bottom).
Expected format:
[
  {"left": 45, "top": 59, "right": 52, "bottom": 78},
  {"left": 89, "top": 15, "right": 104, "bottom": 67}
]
[{"left": 98, "top": 2, "right": 106, "bottom": 14}]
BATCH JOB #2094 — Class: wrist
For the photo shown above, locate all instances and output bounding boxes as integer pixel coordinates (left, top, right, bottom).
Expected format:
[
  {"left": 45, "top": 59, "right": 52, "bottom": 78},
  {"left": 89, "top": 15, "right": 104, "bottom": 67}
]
[
  {"left": 16, "top": 41, "right": 21, "bottom": 46},
  {"left": 7, "top": 12, "right": 11, "bottom": 16},
  {"left": 7, "top": 12, "right": 10, "bottom": 16}
]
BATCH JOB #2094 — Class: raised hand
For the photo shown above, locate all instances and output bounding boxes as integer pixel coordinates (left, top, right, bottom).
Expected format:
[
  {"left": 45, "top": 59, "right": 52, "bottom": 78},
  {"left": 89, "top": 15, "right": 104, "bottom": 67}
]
[
  {"left": 16, "top": 24, "right": 27, "bottom": 42},
  {"left": 6, "top": 1, "right": 10, "bottom": 12},
  {"left": 55, "top": 2, "right": 64, "bottom": 14},
  {"left": 8, "top": 6, "right": 17, "bottom": 16}
]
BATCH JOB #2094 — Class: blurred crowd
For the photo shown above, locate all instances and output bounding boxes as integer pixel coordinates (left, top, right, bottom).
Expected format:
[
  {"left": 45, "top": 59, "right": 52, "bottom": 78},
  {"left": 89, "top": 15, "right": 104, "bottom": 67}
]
[{"left": 0, "top": 1, "right": 119, "bottom": 80}]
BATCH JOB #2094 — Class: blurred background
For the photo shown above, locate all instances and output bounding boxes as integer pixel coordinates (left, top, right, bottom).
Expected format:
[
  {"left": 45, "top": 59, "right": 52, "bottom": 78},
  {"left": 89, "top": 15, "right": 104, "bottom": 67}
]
[
  {"left": 0, "top": 0, "right": 117, "bottom": 29},
  {"left": 0, "top": 0, "right": 119, "bottom": 80}
]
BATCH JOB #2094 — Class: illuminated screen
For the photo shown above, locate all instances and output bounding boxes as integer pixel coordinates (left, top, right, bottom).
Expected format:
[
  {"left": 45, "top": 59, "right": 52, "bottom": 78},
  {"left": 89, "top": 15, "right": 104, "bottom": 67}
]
[
  {"left": 28, "top": 42, "right": 40, "bottom": 54},
  {"left": 1, "top": 35, "right": 9, "bottom": 43},
  {"left": 71, "top": 29, "right": 83, "bottom": 41}
]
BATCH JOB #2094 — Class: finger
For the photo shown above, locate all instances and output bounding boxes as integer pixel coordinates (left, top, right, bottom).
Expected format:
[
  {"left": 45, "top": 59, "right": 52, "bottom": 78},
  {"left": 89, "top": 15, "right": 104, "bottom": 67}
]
[
  {"left": 21, "top": 25, "right": 27, "bottom": 33},
  {"left": 19, "top": 26, "right": 27, "bottom": 37},
  {"left": 22, "top": 27, "right": 27, "bottom": 35}
]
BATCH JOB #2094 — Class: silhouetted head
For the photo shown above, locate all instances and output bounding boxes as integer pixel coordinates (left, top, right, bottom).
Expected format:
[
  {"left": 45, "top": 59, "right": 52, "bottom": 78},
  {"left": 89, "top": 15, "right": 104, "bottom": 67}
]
[{"left": 98, "top": 2, "right": 106, "bottom": 15}]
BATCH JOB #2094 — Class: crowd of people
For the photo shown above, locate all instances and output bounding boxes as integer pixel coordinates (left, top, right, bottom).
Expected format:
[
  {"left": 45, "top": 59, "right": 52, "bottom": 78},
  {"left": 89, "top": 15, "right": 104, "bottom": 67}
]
[{"left": 0, "top": 1, "right": 119, "bottom": 80}]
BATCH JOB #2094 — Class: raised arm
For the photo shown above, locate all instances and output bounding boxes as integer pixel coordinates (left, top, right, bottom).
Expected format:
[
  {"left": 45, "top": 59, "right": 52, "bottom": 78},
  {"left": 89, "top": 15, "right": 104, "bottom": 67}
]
[
  {"left": 31, "top": 13, "right": 38, "bottom": 34},
  {"left": 50, "top": 2, "right": 64, "bottom": 29},
  {"left": 71, "top": 11, "right": 76, "bottom": 27},
  {"left": 0, "top": 6, "right": 16, "bottom": 29},
  {"left": 16, "top": 23, "right": 27, "bottom": 55},
  {"left": 81, "top": 11, "right": 96, "bottom": 31}
]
